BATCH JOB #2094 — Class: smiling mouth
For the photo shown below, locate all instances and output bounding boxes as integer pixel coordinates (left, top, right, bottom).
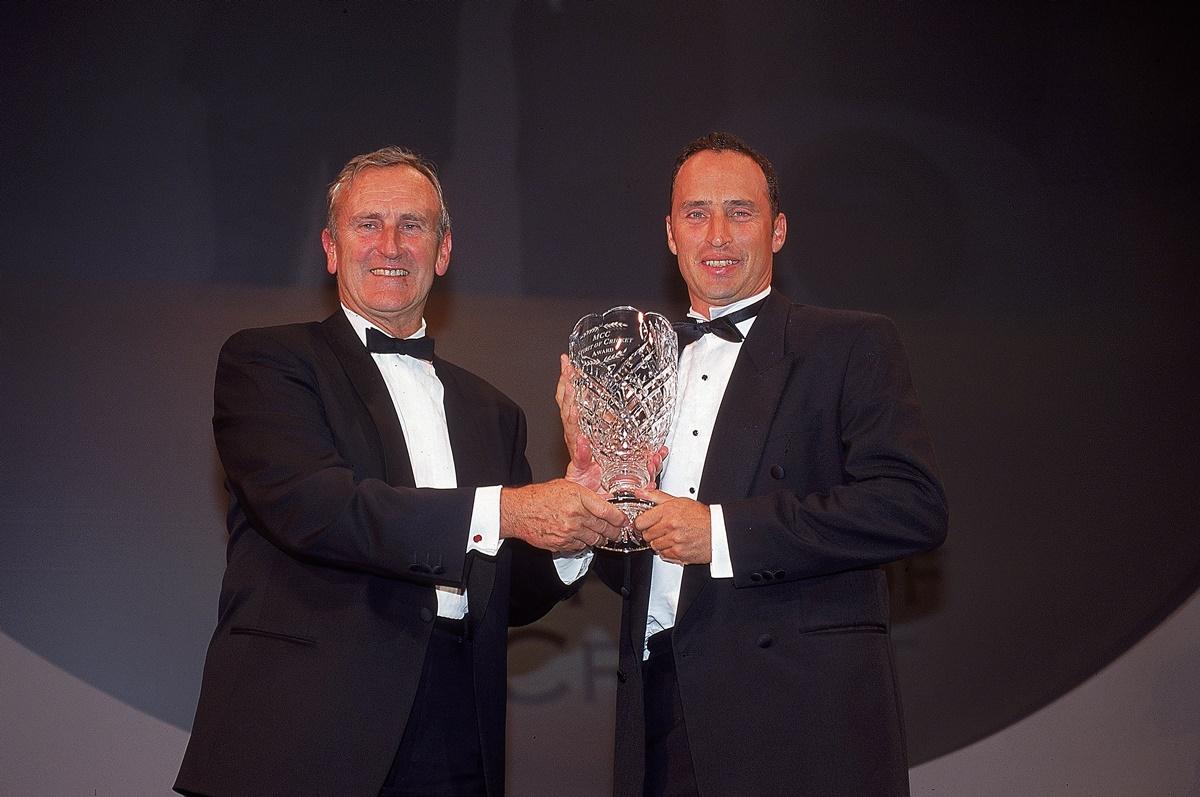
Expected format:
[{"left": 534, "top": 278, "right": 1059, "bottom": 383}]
[
  {"left": 370, "top": 268, "right": 410, "bottom": 277},
  {"left": 702, "top": 259, "right": 738, "bottom": 268}
]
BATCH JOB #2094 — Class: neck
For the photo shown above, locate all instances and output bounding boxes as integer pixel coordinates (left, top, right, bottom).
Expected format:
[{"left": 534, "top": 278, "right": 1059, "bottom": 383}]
[
  {"left": 343, "top": 303, "right": 424, "bottom": 339},
  {"left": 690, "top": 287, "right": 772, "bottom": 320}
]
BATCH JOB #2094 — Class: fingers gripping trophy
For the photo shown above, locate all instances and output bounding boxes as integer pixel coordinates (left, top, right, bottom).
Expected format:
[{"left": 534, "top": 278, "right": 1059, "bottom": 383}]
[{"left": 569, "top": 307, "right": 678, "bottom": 552}]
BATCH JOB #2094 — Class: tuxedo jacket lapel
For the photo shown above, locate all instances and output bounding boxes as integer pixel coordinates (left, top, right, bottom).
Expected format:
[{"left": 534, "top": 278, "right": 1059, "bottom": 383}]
[
  {"left": 677, "top": 292, "right": 800, "bottom": 623},
  {"left": 320, "top": 312, "right": 417, "bottom": 488},
  {"left": 434, "top": 360, "right": 488, "bottom": 489},
  {"left": 434, "top": 358, "right": 501, "bottom": 627}
]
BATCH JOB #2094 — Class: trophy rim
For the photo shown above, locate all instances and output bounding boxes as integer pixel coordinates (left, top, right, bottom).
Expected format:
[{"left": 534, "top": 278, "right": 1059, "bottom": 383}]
[{"left": 569, "top": 305, "right": 675, "bottom": 341}]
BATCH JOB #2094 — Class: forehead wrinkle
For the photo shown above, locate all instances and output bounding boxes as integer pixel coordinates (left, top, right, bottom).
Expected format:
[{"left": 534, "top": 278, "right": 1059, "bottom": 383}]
[{"left": 347, "top": 209, "right": 432, "bottom": 223}]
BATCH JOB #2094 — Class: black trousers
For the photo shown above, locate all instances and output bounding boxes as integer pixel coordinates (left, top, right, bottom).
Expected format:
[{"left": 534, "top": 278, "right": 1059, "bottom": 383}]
[
  {"left": 380, "top": 618, "right": 485, "bottom": 797},
  {"left": 643, "top": 630, "right": 699, "bottom": 797}
]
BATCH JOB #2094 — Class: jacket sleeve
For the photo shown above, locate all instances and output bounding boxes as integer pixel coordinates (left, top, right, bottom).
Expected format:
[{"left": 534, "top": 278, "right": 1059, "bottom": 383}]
[
  {"left": 215, "top": 328, "right": 475, "bottom": 585},
  {"left": 722, "top": 315, "right": 948, "bottom": 586},
  {"left": 497, "top": 412, "right": 584, "bottom": 625}
]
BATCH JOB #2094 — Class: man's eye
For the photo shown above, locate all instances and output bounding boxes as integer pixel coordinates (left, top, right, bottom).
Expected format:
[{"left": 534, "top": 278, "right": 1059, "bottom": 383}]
[
  {"left": 358, "top": 221, "right": 380, "bottom": 231},
  {"left": 402, "top": 222, "right": 423, "bottom": 232},
  {"left": 685, "top": 211, "right": 707, "bottom": 221}
]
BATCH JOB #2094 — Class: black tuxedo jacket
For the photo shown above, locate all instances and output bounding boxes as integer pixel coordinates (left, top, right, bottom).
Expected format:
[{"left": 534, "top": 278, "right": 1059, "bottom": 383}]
[
  {"left": 175, "top": 312, "right": 567, "bottom": 797},
  {"left": 599, "top": 291, "right": 948, "bottom": 796}
]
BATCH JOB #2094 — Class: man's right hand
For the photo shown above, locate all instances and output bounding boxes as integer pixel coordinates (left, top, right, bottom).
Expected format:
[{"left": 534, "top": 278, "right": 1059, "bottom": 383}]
[{"left": 499, "top": 479, "right": 627, "bottom": 553}]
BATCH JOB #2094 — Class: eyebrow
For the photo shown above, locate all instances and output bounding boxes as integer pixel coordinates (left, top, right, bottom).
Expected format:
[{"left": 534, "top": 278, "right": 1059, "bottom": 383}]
[{"left": 679, "top": 198, "right": 759, "bottom": 209}]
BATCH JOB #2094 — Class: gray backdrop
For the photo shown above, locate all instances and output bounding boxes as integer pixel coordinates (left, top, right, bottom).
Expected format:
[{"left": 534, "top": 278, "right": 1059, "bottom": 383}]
[{"left": 2, "top": 2, "right": 1197, "bottom": 794}]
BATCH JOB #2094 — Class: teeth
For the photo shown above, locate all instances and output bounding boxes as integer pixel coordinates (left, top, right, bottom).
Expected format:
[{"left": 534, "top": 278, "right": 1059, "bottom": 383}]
[
  {"left": 703, "top": 260, "right": 737, "bottom": 267},
  {"left": 371, "top": 268, "right": 409, "bottom": 276}
]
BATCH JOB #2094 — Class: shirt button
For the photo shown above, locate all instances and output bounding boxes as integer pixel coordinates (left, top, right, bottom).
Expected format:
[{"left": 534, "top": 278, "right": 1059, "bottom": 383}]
[
  {"left": 688, "top": 487, "right": 696, "bottom": 494},
  {"left": 692, "top": 429, "right": 699, "bottom": 436},
  {"left": 473, "top": 534, "right": 483, "bottom": 543},
  {"left": 701, "top": 374, "right": 708, "bottom": 381}
]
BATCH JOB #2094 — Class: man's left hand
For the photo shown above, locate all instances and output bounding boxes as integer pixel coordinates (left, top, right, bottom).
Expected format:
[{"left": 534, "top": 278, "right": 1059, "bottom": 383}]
[{"left": 633, "top": 488, "right": 712, "bottom": 565}]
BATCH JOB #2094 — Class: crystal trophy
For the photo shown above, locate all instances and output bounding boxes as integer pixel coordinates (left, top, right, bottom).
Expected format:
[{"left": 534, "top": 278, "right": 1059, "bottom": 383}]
[{"left": 569, "top": 306, "right": 678, "bottom": 552}]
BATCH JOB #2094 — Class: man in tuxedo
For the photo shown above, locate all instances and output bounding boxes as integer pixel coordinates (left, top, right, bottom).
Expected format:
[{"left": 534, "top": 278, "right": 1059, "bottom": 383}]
[
  {"left": 175, "top": 146, "right": 626, "bottom": 797},
  {"left": 562, "top": 132, "right": 949, "bottom": 795}
]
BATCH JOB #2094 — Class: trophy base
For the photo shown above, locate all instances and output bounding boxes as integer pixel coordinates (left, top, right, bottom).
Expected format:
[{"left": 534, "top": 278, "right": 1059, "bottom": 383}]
[{"left": 598, "top": 493, "right": 653, "bottom": 553}]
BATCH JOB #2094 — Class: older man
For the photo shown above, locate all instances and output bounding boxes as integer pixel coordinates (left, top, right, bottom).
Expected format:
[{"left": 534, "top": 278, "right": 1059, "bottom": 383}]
[
  {"left": 563, "top": 132, "right": 948, "bottom": 796},
  {"left": 176, "top": 146, "right": 624, "bottom": 797}
]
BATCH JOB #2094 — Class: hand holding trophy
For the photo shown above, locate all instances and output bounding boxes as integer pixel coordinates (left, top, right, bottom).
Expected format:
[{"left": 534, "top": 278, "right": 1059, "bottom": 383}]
[{"left": 568, "top": 306, "right": 678, "bottom": 552}]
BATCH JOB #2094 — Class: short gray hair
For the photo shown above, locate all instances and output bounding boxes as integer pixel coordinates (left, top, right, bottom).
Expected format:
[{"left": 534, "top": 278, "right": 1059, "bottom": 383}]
[{"left": 325, "top": 146, "right": 451, "bottom": 241}]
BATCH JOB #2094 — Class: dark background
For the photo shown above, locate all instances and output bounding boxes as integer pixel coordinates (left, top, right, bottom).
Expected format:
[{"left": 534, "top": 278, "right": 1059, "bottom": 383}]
[{"left": 2, "top": 0, "right": 1197, "bottom": 782}]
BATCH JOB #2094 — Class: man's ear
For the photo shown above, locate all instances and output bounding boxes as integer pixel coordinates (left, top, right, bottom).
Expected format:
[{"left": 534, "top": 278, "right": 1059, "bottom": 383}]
[
  {"left": 435, "top": 230, "right": 453, "bottom": 277},
  {"left": 665, "top": 216, "right": 678, "bottom": 255},
  {"left": 322, "top": 228, "right": 338, "bottom": 275},
  {"left": 771, "top": 213, "right": 787, "bottom": 253}
]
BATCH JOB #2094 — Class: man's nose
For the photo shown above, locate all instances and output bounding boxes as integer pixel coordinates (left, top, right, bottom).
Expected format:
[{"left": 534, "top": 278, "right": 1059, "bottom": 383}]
[
  {"left": 708, "top": 215, "right": 730, "bottom": 247},
  {"left": 379, "top": 225, "right": 402, "bottom": 258}
]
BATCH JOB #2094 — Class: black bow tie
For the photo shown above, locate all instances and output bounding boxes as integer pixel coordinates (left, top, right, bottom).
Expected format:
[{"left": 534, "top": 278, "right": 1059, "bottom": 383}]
[
  {"left": 366, "top": 328, "right": 435, "bottom": 361},
  {"left": 672, "top": 297, "right": 768, "bottom": 348}
]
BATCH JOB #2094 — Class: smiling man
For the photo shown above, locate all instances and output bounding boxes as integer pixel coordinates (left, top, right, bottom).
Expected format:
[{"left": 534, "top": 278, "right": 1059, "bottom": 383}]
[
  {"left": 175, "top": 146, "right": 625, "bottom": 797},
  {"left": 567, "top": 132, "right": 949, "bottom": 796}
]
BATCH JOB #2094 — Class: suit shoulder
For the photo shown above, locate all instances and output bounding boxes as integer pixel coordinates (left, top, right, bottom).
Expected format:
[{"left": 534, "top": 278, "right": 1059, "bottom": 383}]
[
  {"left": 790, "top": 303, "right": 896, "bottom": 333},
  {"left": 221, "top": 320, "right": 326, "bottom": 355},
  {"left": 434, "top": 357, "right": 523, "bottom": 413},
  {"left": 784, "top": 304, "right": 904, "bottom": 361}
]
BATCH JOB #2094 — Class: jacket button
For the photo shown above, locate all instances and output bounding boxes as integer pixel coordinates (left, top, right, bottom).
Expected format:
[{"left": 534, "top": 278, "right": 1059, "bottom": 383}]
[
  {"left": 619, "top": 586, "right": 631, "bottom": 598},
  {"left": 750, "top": 572, "right": 763, "bottom": 582},
  {"left": 757, "top": 634, "right": 773, "bottom": 648},
  {"left": 617, "top": 668, "right": 627, "bottom": 683},
  {"left": 432, "top": 565, "right": 446, "bottom": 575},
  {"left": 419, "top": 607, "right": 434, "bottom": 623},
  {"left": 770, "top": 464, "right": 785, "bottom": 480},
  {"left": 773, "top": 569, "right": 785, "bottom": 580}
]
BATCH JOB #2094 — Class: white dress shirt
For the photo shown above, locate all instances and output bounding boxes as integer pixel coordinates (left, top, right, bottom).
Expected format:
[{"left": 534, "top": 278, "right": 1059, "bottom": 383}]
[
  {"left": 344, "top": 307, "right": 502, "bottom": 619},
  {"left": 643, "top": 287, "right": 771, "bottom": 655},
  {"left": 344, "top": 307, "right": 587, "bottom": 617}
]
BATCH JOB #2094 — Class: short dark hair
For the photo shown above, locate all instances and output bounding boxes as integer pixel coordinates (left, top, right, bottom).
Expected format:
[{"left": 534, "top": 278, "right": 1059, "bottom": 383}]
[
  {"left": 670, "top": 131, "right": 780, "bottom": 217},
  {"left": 326, "top": 146, "right": 451, "bottom": 241}
]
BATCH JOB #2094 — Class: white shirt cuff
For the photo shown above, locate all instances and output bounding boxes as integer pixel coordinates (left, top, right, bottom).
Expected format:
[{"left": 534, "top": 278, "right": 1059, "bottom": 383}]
[
  {"left": 708, "top": 504, "right": 733, "bottom": 578},
  {"left": 552, "top": 548, "right": 593, "bottom": 585},
  {"left": 468, "top": 485, "right": 504, "bottom": 556}
]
